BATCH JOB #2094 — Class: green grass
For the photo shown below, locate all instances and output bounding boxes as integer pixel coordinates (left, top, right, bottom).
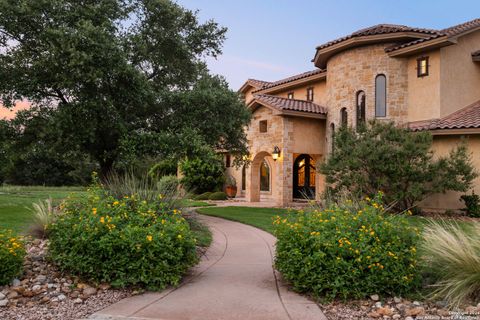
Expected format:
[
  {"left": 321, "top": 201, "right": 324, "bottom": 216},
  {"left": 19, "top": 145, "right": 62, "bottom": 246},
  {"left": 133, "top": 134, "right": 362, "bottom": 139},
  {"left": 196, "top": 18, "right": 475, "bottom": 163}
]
[
  {"left": 186, "top": 217, "right": 212, "bottom": 247},
  {"left": 179, "top": 199, "right": 215, "bottom": 208},
  {"left": 196, "top": 206, "right": 291, "bottom": 233},
  {"left": 0, "top": 185, "right": 86, "bottom": 233}
]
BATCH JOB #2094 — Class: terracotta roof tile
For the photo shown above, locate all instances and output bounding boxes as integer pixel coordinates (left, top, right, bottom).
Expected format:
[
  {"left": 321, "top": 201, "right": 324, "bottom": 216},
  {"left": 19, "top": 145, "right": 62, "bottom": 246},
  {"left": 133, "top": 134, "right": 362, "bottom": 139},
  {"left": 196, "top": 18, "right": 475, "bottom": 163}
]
[
  {"left": 386, "top": 18, "right": 480, "bottom": 53},
  {"left": 316, "top": 24, "right": 439, "bottom": 51},
  {"left": 253, "top": 94, "right": 327, "bottom": 115},
  {"left": 253, "top": 69, "right": 325, "bottom": 93},
  {"left": 409, "top": 100, "right": 480, "bottom": 131},
  {"left": 473, "top": 50, "right": 480, "bottom": 57},
  {"left": 246, "top": 79, "right": 271, "bottom": 89}
]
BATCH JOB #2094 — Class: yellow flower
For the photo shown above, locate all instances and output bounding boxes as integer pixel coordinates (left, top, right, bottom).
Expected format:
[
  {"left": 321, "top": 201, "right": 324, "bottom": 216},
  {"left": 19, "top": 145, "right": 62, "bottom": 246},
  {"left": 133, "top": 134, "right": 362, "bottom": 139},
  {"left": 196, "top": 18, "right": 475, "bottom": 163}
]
[
  {"left": 177, "top": 234, "right": 183, "bottom": 239},
  {"left": 100, "top": 217, "right": 105, "bottom": 224},
  {"left": 113, "top": 201, "right": 119, "bottom": 206},
  {"left": 92, "top": 208, "right": 97, "bottom": 215},
  {"left": 146, "top": 235, "right": 153, "bottom": 242}
]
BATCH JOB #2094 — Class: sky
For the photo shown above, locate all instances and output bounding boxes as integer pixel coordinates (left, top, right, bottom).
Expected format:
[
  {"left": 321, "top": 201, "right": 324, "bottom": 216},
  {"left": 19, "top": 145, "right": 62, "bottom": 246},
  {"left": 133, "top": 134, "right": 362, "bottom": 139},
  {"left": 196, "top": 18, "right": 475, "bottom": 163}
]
[{"left": 176, "top": 0, "right": 480, "bottom": 89}]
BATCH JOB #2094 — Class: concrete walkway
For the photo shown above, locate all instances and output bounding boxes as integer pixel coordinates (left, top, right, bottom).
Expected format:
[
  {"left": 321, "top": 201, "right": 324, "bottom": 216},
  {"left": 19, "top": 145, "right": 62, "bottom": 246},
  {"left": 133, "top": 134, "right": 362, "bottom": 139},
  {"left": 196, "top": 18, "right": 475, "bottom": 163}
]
[{"left": 90, "top": 215, "right": 326, "bottom": 320}]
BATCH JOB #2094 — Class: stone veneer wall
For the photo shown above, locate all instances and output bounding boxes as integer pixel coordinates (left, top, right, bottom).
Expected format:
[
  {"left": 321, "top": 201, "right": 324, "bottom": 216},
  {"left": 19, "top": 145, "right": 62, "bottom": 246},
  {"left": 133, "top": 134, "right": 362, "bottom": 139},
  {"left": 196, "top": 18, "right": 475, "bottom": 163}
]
[{"left": 325, "top": 43, "right": 409, "bottom": 141}]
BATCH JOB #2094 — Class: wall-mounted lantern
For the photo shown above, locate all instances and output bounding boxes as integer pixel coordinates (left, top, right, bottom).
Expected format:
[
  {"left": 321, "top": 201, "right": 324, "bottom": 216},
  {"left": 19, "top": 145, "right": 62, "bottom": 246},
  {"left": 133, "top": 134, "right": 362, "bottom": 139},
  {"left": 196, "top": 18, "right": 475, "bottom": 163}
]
[{"left": 272, "top": 146, "right": 281, "bottom": 161}]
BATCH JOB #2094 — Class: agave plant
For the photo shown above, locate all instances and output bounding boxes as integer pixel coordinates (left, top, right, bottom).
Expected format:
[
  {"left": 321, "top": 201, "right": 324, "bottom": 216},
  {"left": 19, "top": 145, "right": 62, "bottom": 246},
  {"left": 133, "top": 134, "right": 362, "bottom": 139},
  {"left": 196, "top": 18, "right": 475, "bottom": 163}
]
[{"left": 421, "top": 221, "right": 480, "bottom": 308}]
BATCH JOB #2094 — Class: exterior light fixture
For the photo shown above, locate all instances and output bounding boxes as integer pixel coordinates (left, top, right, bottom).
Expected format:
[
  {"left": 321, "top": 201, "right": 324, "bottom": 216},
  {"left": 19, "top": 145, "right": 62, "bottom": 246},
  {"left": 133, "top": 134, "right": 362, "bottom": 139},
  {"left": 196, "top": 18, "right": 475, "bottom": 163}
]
[{"left": 272, "top": 146, "right": 281, "bottom": 161}]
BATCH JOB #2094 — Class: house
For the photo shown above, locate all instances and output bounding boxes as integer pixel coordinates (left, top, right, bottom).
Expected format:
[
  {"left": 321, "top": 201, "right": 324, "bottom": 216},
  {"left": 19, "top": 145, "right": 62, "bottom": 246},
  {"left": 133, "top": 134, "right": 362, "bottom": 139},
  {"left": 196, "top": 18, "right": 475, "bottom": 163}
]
[{"left": 227, "top": 18, "right": 480, "bottom": 210}]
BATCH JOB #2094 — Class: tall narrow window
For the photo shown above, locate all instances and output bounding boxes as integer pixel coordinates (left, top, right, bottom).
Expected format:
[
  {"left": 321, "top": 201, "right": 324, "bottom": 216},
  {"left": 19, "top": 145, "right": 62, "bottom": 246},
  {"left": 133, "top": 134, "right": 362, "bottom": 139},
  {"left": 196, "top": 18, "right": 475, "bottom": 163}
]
[
  {"left": 225, "top": 154, "right": 231, "bottom": 168},
  {"left": 356, "top": 91, "right": 366, "bottom": 127},
  {"left": 375, "top": 74, "right": 386, "bottom": 117},
  {"left": 287, "top": 92, "right": 294, "bottom": 99},
  {"left": 330, "top": 123, "right": 335, "bottom": 155},
  {"left": 306, "top": 87, "right": 314, "bottom": 101},
  {"left": 241, "top": 166, "right": 246, "bottom": 191},
  {"left": 260, "top": 160, "right": 270, "bottom": 191},
  {"left": 259, "top": 120, "right": 267, "bottom": 133},
  {"left": 340, "top": 108, "right": 348, "bottom": 127},
  {"left": 417, "top": 56, "right": 429, "bottom": 77}
]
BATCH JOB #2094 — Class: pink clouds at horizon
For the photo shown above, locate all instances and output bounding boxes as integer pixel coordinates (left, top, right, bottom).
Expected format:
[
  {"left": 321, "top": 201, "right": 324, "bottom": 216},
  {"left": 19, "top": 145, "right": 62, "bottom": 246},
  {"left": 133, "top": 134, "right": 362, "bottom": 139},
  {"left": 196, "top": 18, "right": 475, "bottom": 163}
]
[{"left": 0, "top": 100, "right": 30, "bottom": 120}]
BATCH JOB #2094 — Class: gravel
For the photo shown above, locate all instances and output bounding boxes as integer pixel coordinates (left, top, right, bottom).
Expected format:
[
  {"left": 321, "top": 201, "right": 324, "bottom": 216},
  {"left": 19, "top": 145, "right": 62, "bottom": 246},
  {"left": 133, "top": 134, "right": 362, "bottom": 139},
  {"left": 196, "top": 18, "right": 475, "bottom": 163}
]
[{"left": 0, "top": 239, "right": 132, "bottom": 320}]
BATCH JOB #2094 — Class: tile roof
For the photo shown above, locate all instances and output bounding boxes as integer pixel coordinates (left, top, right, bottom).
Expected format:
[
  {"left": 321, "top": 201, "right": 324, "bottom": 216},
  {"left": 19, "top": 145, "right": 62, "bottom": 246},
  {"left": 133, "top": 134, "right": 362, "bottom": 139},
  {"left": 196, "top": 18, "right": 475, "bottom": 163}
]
[
  {"left": 246, "top": 79, "right": 271, "bottom": 89},
  {"left": 316, "top": 24, "right": 439, "bottom": 51},
  {"left": 473, "top": 50, "right": 480, "bottom": 59},
  {"left": 409, "top": 100, "right": 480, "bottom": 131},
  {"left": 253, "top": 94, "right": 327, "bottom": 115},
  {"left": 386, "top": 18, "right": 480, "bottom": 53},
  {"left": 253, "top": 69, "right": 325, "bottom": 93}
]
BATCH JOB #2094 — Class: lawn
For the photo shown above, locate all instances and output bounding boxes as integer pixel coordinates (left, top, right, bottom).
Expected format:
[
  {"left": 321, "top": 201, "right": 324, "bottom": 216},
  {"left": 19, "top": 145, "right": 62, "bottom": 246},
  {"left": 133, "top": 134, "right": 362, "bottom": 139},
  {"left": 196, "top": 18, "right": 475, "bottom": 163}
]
[
  {"left": 196, "top": 206, "right": 292, "bottom": 233},
  {"left": 197, "top": 206, "right": 476, "bottom": 235},
  {"left": 0, "top": 186, "right": 86, "bottom": 232}
]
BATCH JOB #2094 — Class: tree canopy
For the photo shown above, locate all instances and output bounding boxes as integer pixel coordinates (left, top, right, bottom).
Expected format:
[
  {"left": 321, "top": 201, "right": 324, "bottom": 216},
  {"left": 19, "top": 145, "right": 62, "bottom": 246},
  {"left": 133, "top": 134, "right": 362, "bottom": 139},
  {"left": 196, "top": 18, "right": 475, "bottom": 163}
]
[{"left": 0, "top": 0, "right": 249, "bottom": 179}]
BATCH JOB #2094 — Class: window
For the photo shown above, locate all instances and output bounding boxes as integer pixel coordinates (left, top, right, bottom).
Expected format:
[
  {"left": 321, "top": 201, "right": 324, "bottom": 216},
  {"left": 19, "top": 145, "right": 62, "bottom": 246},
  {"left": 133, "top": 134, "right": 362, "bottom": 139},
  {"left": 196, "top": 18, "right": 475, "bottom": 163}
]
[
  {"left": 225, "top": 154, "right": 231, "bottom": 168},
  {"left": 340, "top": 107, "right": 348, "bottom": 127},
  {"left": 287, "top": 92, "right": 294, "bottom": 99},
  {"left": 330, "top": 123, "right": 335, "bottom": 155},
  {"left": 260, "top": 160, "right": 270, "bottom": 191},
  {"left": 241, "top": 165, "right": 246, "bottom": 191},
  {"left": 356, "top": 91, "right": 366, "bottom": 127},
  {"left": 306, "top": 87, "right": 314, "bottom": 101},
  {"left": 417, "top": 56, "right": 429, "bottom": 77},
  {"left": 259, "top": 120, "right": 267, "bottom": 133},
  {"left": 375, "top": 74, "right": 387, "bottom": 117}
]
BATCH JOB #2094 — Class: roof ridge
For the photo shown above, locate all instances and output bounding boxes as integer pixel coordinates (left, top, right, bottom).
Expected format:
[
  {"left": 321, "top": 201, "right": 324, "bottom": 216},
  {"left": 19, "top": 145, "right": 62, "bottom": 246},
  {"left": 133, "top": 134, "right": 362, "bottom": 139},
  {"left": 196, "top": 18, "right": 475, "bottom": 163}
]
[
  {"left": 253, "top": 69, "right": 325, "bottom": 93},
  {"left": 440, "top": 18, "right": 480, "bottom": 34}
]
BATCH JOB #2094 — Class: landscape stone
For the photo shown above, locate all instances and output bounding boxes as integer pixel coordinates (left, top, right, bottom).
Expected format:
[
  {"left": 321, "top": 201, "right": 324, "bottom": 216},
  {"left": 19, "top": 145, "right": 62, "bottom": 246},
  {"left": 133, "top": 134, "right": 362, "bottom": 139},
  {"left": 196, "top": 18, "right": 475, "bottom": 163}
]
[{"left": 370, "top": 294, "right": 380, "bottom": 301}]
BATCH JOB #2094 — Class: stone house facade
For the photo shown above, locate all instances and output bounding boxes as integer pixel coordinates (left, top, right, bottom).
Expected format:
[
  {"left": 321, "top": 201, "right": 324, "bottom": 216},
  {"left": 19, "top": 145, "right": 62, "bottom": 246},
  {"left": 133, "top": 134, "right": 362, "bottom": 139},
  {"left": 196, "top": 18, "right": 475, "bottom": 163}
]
[{"left": 228, "top": 19, "right": 480, "bottom": 210}]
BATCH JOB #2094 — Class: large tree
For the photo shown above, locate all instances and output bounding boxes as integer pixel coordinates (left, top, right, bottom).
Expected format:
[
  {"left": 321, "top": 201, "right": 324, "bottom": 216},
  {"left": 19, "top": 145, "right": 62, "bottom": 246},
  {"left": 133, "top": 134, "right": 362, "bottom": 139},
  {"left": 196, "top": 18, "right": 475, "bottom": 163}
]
[
  {"left": 0, "top": 0, "right": 248, "bottom": 177},
  {"left": 321, "top": 121, "right": 477, "bottom": 211}
]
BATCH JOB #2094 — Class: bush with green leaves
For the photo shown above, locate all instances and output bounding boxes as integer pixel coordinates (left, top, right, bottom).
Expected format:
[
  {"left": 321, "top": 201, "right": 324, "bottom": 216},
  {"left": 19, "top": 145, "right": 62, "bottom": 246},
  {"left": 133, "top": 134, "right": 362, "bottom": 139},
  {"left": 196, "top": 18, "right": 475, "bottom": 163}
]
[
  {"left": 460, "top": 192, "right": 480, "bottom": 218},
  {"left": 48, "top": 180, "right": 197, "bottom": 289},
  {"left": 274, "top": 193, "right": 420, "bottom": 300},
  {"left": 209, "top": 191, "right": 228, "bottom": 200},
  {"left": 421, "top": 221, "right": 480, "bottom": 307},
  {"left": 0, "top": 229, "right": 26, "bottom": 285},
  {"left": 180, "top": 154, "right": 225, "bottom": 194},
  {"left": 195, "top": 192, "right": 212, "bottom": 200},
  {"left": 321, "top": 121, "right": 477, "bottom": 211}
]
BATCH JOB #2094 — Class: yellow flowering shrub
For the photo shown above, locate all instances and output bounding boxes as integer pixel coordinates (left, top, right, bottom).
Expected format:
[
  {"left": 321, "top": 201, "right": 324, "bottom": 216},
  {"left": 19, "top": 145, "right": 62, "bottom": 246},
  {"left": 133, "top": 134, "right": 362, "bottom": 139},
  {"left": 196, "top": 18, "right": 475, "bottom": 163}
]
[
  {"left": 48, "top": 180, "right": 197, "bottom": 290},
  {"left": 274, "top": 193, "right": 420, "bottom": 300},
  {"left": 0, "top": 229, "right": 26, "bottom": 285}
]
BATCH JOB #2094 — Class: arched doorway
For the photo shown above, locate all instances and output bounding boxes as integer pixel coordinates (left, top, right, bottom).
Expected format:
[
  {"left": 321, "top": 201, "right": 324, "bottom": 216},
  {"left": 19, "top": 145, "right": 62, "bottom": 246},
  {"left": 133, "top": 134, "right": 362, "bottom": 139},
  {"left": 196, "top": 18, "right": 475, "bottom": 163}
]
[{"left": 293, "top": 154, "right": 316, "bottom": 199}]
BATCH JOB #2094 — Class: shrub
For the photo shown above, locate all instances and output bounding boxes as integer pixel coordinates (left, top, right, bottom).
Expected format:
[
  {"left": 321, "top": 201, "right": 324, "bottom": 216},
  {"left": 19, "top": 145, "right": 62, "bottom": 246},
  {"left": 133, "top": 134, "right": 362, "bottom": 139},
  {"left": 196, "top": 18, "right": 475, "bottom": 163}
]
[
  {"left": 148, "top": 159, "right": 178, "bottom": 178},
  {"left": 27, "top": 198, "right": 58, "bottom": 239},
  {"left": 48, "top": 180, "right": 198, "bottom": 290},
  {"left": 180, "top": 154, "right": 225, "bottom": 194},
  {"left": 0, "top": 229, "right": 26, "bottom": 285},
  {"left": 321, "top": 121, "right": 477, "bottom": 211},
  {"left": 209, "top": 192, "right": 228, "bottom": 201},
  {"left": 460, "top": 192, "right": 480, "bottom": 218},
  {"left": 421, "top": 221, "right": 480, "bottom": 307},
  {"left": 195, "top": 192, "right": 212, "bottom": 200},
  {"left": 274, "top": 193, "right": 420, "bottom": 300}
]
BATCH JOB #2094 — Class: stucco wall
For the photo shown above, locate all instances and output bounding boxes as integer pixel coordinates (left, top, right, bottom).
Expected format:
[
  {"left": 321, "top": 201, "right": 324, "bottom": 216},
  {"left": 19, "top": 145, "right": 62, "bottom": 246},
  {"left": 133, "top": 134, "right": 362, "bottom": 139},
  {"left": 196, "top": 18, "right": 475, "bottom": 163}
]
[
  {"left": 275, "top": 81, "right": 327, "bottom": 106},
  {"left": 440, "top": 31, "right": 480, "bottom": 117},
  {"left": 407, "top": 50, "right": 441, "bottom": 122},
  {"left": 325, "top": 43, "right": 409, "bottom": 129},
  {"left": 420, "top": 134, "right": 480, "bottom": 210}
]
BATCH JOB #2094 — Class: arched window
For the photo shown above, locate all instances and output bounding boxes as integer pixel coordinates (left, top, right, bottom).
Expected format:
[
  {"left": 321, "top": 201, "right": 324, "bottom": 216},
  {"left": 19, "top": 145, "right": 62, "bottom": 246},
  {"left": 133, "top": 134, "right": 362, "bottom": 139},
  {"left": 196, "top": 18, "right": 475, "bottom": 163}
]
[
  {"left": 241, "top": 165, "right": 246, "bottom": 191},
  {"left": 356, "top": 91, "right": 366, "bottom": 127},
  {"left": 340, "top": 107, "right": 348, "bottom": 127},
  {"left": 375, "top": 74, "right": 386, "bottom": 117},
  {"left": 260, "top": 160, "right": 270, "bottom": 191},
  {"left": 330, "top": 123, "right": 335, "bottom": 154}
]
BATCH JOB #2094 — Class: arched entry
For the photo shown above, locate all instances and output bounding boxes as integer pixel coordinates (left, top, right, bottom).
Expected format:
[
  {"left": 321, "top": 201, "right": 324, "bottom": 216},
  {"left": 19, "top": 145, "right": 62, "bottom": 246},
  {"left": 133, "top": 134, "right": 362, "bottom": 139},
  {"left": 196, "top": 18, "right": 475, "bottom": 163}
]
[
  {"left": 248, "top": 151, "right": 274, "bottom": 202},
  {"left": 293, "top": 154, "right": 316, "bottom": 199}
]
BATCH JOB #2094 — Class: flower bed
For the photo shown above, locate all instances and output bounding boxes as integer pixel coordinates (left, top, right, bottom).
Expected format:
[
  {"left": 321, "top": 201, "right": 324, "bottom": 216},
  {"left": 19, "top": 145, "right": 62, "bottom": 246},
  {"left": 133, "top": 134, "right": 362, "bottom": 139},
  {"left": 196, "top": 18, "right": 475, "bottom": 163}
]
[
  {"left": 48, "top": 182, "right": 198, "bottom": 290},
  {"left": 0, "top": 229, "right": 26, "bottom": 285},
  {"left": 274, "top": 194, "right": 420, "bottom": 300}
]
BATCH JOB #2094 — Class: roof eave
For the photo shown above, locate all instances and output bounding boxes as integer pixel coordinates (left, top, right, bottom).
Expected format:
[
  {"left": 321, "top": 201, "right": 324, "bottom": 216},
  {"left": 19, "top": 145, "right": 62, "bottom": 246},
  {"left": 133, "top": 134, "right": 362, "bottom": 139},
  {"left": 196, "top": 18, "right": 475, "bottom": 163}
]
[
  {"left": 428, "top": 128, "right": 480, "bottom": 135},
  {"left": 254, "top": 72, "right": 326, "bottom": 95},
  {"left": 279, "top": 109, "right": 327, "bottom": 119},
  {"left": 473, "top": 56, "right": 480, "bottom": 62},
  {"left": 313, "top": 32, "right": 434, "bottom": 68},
  {"left": 387, "top": 36, "right": 456, "bottom": 57}
]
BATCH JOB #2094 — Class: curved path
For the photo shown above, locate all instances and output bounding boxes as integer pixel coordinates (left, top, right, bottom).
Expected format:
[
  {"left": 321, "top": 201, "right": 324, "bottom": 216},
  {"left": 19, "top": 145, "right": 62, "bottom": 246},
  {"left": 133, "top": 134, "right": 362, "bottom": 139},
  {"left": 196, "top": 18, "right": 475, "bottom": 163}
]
[{"left": 90, "top": 214, "right": 326, "bottom": 320}]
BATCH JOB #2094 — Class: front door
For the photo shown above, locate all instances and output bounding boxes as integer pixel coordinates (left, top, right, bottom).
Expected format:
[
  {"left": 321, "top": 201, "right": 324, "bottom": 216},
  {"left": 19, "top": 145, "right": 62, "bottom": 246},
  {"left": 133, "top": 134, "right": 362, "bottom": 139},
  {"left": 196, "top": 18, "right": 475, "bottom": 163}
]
[{"left": 293, "top": 154, "right": 316, "bottom": 199}]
